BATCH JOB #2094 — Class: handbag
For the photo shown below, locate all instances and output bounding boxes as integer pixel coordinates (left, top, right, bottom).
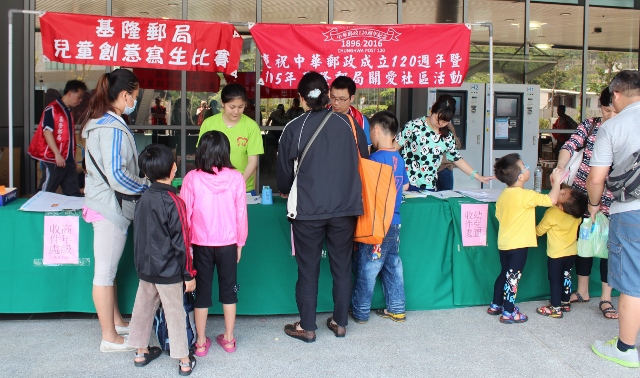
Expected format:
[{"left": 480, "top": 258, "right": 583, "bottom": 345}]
[
  {"left": 563, "top": 121, "right": 595, "bottom": 186},
  {"left": 606, "top": 149, "right": 640, "bottom": 202},
  {"left": 88, "top": 150, "right": 141, "bottom": 221},
  {"left": 286, "top": 110, "right": 334, "bottom": 219},
  {"left": 347, "top": 115, "right": 397, "bottom": 245}
]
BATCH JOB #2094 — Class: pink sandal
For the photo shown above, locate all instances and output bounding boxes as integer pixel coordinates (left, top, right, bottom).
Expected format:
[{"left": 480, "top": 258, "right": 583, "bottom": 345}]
[
  {"left": 194, "top": 336, "right": 211, "bottom": 357},
  {"left": 216, "top": 334, "right": 236, "bottom": 353}
]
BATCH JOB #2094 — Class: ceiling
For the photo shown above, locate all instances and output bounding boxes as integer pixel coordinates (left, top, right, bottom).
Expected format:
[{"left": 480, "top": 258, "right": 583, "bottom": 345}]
[{"left": 34, "top": 0, "right": 639, "bottom": 51}]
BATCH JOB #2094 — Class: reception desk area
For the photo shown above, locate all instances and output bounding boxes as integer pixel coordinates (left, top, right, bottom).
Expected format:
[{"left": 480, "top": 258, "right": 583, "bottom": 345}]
[{"left": 0, "top": 196, "right": 606, "bottom": 315}]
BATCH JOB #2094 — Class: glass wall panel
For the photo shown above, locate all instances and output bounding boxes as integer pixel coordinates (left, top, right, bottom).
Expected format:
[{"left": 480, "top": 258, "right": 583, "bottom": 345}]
[
  {"left": 403, "top": 0, "right": 463, "bottom": 24},
  {"left": 333, "top": 0, "right": 396, "bottom": 25},
  {"left": 467, "top": 0, "right": 525, "bottom": 83}
]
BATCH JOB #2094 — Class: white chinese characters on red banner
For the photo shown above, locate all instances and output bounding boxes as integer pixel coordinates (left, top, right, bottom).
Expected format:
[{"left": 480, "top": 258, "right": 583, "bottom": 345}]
[
  {"left": 40, "top": 12, "right": 243, "bottom": 74},
  {"left": 223, "top": 73, "right": 297, "bottom": 99},
  {"left": 249, "top": 24, "right": 471, "bottom": 89}
]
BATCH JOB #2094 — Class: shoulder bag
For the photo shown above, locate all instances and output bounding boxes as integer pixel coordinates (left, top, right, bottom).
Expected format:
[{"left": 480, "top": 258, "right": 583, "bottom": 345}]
[
  {"left": 88, "top": 150, "right": 141, "bottom": 221},
  {"left": 606, "top": 149, "right": 640, "bottom": 202},
  {"left": 347, "top": 115, "right": 397, "bottom": 245},
  {"left": 563, "top": 120, "right": 596, "bottom": 186},
  {"left": 286, "top": 110, "right": 333, "bottom": 219}
]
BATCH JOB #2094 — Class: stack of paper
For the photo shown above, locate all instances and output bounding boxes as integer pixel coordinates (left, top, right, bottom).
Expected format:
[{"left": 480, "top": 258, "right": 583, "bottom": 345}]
[
  {"left": 455, "top": 189, "right": 503, "bottom": 203},
  {"left": 19, "top": 191, "right": 85, "bottom": 211}
]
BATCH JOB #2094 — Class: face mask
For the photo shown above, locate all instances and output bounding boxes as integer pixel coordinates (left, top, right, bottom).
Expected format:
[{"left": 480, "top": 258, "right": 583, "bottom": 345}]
[{"left": 123, "top": 94, "right": 137, "bottom": 115}]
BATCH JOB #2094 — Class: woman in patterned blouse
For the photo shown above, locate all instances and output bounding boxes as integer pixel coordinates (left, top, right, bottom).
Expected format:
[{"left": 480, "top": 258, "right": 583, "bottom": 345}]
[
  {"left": 556, "top": 87, "right": 619, "bottom": 319},
  {"left": 395, "top": 95, "right": 492, "bottom": 191}
]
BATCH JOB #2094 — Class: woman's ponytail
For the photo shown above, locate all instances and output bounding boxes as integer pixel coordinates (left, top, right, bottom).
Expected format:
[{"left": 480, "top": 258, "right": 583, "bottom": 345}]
[{"left": 78, "top": 69, "right": 139, "bottom": 129}]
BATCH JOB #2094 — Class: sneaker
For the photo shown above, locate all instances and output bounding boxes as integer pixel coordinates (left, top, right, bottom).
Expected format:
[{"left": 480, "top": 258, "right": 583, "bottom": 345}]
[
  {"left": 375, "top": 309, "right": 406, "bottom": 322},
  {"left": 100, "top": 335, "right": 136, "bottom": 353},
  {"left": 487, "top": 303, "right": 503, "bottom": 315},
  {"left": 592, "top": 337, "right": 640, "bottom": 368},
  {"left": 349, "top": 309, "right": 368, "bottom": 324},
  {"left": 115, "top": 325, "right": 129, "bottom": 335},
  {"left": 536, "top": 305, "right": 563, "bottom": 318}
]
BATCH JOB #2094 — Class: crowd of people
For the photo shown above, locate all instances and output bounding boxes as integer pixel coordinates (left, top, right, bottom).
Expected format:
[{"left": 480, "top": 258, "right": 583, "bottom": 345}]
[{"left": 25, "top": 68, "right": 640, "bottom": 372}]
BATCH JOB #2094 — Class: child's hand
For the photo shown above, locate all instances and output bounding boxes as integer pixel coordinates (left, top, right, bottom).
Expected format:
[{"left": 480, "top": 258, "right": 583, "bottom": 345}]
[
  {"left": 185, "top": 279, "right": 196, "bottom": 293},
  {"left": 237, "top": 246, "right": 242, "bottom": 263},
  {"left": 551, "top": 167, "right": 564, "bottom": 187}
]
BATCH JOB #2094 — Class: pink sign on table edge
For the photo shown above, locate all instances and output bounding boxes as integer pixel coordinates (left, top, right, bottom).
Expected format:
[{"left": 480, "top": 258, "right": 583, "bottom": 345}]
[
  {"left": 461, "top": 203, "right": 488, "bottom": 247},
  {"left": 43, "top": 215, "right": 80, "bottom": 265}
]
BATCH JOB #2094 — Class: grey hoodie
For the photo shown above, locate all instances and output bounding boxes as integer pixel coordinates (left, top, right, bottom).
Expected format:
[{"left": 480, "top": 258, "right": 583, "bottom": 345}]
[{"left": 82, "top": 111, "right": 150, "bottom": 233}]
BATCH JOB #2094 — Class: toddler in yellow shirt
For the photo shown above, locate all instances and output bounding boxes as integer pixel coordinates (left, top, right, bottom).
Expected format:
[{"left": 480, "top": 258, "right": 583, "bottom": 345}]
[
  {"left": 535, "top": 188, "right": 588, "bottom": 318},
  {"left": 488, "top": 153, "right": 564, "bottom": 324}
]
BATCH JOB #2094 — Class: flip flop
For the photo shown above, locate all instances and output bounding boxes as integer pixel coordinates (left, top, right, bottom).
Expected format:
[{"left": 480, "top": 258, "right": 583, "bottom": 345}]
[
  {"left": 216, "top": 334, "right": 236, "bottom": 353},
  {"left": 194, "top": 337, "right": 211, "bottom": 357},
  {"left": 134, "top": 346, "right": 162, "bottom": 367},
  {"left": 599, "top": 300, "right": 618, "bottom": 319},
  {"left": 569, "top": 292, "right": 590, "bottom": 303}
]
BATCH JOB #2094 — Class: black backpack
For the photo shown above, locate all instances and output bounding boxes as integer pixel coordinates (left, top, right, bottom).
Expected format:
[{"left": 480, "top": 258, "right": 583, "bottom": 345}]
[
  {"left": 153, "top": 291, "right": 197, "bottom": 353},
  {"left": 606, "top": 150, "right": 640, "bottom": 202}
]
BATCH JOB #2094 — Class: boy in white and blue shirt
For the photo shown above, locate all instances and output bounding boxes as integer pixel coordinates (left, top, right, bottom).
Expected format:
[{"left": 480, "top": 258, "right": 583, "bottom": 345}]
[{"left": 351, "top": 111, "right": 410, "bottom": 323}]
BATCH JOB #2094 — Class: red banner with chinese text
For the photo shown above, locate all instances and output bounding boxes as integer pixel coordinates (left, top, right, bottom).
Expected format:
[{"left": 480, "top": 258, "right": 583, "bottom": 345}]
[
  {"left": 134, "top": 69, "right": 221, "bottom": 93},
  {"left": 40, "top": 12, "right": 243, "bottom": 75},
  {"left": 249, "top": 23, "right": 471, "bottom": 89},
  {"left": 223, "top": 72, "right": 298, "bottom": 99}
]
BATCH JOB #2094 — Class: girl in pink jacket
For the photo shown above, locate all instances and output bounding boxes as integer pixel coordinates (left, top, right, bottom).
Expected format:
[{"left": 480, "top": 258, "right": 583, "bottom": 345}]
[{"left": 180, "top": 131, "right": 248, "bottom": 355}]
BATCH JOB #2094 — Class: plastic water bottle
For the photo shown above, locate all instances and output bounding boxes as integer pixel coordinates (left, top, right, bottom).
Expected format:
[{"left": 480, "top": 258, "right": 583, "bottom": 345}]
[
  {"left": 534, "top": 164, "right": 543, "bottom": 192},
  {"left": 579, "top": 218, "right": 592, "bottom": 241},
  {"left": 261, "top": 186, "right": 273, "bottom": 205}
]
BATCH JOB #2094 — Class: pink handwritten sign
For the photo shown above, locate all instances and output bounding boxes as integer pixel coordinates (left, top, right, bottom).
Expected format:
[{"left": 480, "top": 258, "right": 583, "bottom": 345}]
[
  {"left": 43, "top": 216, "right": 79, "bottom": 265},
  {"left": 461, "top": 204, "right": 488, "bottom": 247}
]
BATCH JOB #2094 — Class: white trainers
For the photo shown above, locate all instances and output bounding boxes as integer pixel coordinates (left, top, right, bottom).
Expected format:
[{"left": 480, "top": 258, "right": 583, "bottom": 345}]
[
  {"left": 115, "top": 325, "right": 129, "bottom": 335},
  {"left": 100, "top": 335, "right": 136, "bottom": 353},
  {"left": 592, "top": 337, "right": 640, "bottom": 368}
]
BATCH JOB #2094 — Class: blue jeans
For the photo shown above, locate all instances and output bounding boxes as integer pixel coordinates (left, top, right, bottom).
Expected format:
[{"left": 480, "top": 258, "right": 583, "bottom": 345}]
[
  {"left": 608, "top": 210, "right": 640, "bottom": 297},
  {"left": 351, "top": 224, "right": 405, "bottom": 320},
  {"left": 436, "top": 168, "right": 454, "bottom": 191}
]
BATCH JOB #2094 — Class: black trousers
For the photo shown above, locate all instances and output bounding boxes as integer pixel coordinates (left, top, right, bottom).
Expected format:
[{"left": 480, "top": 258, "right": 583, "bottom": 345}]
[
  {"left": 292, "top": 216, "right": 357, "bottom": 331},
  {"left": 548, "top": 255, "right": 576, "bottom": 307},
  {"left": 575, "top": 255, "right": 608, "bottom": 283},
  {"left": 492, "top": 248, "right": 528, "bottom": 313},
  {"left": 40, "top": 157, "right": 82, "bottom": 196}
]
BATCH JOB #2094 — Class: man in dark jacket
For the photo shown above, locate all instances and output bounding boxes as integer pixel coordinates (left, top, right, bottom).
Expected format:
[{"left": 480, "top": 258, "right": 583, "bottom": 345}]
[{"left": 276, "top": 72, "right": 368, "bottom": 343}]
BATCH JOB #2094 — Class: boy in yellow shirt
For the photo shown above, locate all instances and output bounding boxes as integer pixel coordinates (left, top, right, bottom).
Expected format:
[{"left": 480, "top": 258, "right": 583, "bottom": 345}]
[
  {"left": 488, "top": 153, "right": 564, "bottom": 324},
  {"left": 535, "top": 188, "right": 588, "bottom": 318}
]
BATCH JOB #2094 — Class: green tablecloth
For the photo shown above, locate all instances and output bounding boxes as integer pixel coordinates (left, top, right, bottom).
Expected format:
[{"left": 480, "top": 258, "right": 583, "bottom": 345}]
[{"left": 0, "top": 196, "right": 606, "bottom": 314}]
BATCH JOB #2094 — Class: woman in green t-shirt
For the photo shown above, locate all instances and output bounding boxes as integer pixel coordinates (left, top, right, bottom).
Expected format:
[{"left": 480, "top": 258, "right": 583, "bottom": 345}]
[{"left": 197, "top": 84, "right": 264, "bottom": 193}]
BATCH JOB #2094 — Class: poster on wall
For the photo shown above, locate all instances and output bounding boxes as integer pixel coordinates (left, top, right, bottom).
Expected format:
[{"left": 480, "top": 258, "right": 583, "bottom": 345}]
[
  {"left": 40, "top": 12, "right": 243, "bottom": 75},
  {"left": 249, "top": 23, "right": 471, "bottom": 89}
]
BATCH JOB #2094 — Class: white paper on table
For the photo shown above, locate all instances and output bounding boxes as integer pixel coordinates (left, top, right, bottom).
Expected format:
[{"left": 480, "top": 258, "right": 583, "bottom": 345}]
[
  {"left": 455, "top": 189, "right": 504, "bottom": 203},
  {"left": 402, "top": 191, "right": 430, "bottom": 198},
  {"left": 427, "top": 190, "right": 465, "bottom": 199},
  {"left": 495, "top": 118, "right": 509, "bottom": 140},
  {"left": 246, "top": 194, "right": 261, "bottom": 205},
  {"left": 20, "top": 191, "right": 85, "bottom": 212}
]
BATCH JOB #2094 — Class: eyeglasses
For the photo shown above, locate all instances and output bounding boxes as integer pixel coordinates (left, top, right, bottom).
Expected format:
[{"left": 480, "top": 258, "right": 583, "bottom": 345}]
[
  {"left": 520, "top": 163, "right": 530, "bottom": 175},
  {"left": 330, "top": 96, "right": 350, "bottom": 104}
]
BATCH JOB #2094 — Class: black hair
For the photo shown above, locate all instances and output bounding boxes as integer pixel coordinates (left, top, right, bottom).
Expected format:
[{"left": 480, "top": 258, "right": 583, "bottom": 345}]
[
  {"left": 369, "top": 111, "right": 399, "bottom": 136},
  {"left": 63, "top": 79, "right": 87, "bottom": 95},
  {"left": 493, "top": 153, "right": 522, "bottom": 186},
  {"left": 78, "top": 69, "right": 139, "bottom": 128},
  {"left": 599, "top": 87, "right": 612, "bottom": 107},
  {"left": 196, "top": 131, "right": 234, "bottom": 175},
  {"left": 221, "top": 83, "right": 247, "bottom": 104},
  {"left": 609, "top": 70, "right": 640, "bottom": 97},
  {"left": 330, "top": 76, "right": 356, "bottom": 97},
  {"left": 431, "top": 94, "right": 456, "bottom": 137},
  {"left": 562, "top": 189, "right": 589, "bottom": 218},
  {"left": 138, "top": 144, "right": 175, "bottom": 182},
  {"left": 557, "top": 105, "right": 566, "bottom": 112},
  {"left": 297, "top": 71, "right": 330, "bottom": 112}
]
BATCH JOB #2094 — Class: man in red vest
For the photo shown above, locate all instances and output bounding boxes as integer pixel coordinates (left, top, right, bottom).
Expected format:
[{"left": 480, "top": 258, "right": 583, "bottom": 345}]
[
  {"left": 329, "top": 76, "right": 372, "bottom": 149},
  {"left": 28, "top": 80, "right": 86, "bottom": 196}
]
